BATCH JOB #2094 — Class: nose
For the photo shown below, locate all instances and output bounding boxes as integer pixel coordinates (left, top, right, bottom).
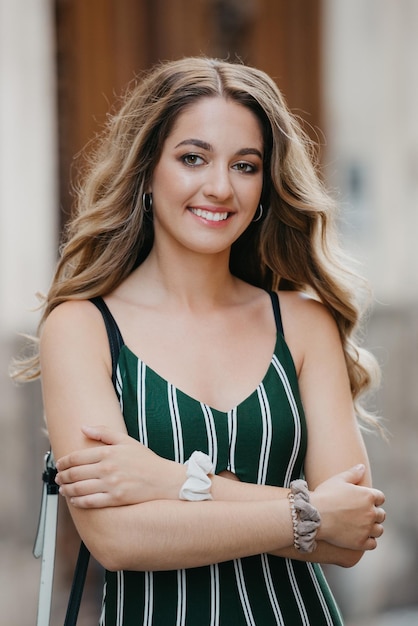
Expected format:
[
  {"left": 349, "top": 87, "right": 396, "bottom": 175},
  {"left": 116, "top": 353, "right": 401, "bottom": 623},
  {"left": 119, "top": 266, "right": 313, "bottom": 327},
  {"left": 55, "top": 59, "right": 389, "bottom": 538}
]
[{"left": 203, "top": 163, "right": 233, "bottom": 201}]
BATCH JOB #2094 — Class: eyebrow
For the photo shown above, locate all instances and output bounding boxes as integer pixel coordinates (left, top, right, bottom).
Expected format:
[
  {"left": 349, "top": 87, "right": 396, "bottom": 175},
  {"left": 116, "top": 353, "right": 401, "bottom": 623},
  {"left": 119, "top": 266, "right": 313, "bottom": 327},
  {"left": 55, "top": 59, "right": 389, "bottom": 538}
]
[{"left": 174, "top": 138, "right": 263, "bottom": 160}]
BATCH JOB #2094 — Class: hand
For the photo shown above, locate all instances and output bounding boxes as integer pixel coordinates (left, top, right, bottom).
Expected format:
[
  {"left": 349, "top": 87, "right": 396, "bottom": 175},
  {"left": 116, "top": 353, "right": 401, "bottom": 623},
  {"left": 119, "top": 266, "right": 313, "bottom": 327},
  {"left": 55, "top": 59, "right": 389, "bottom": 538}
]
[
  {"left": 311, "top": 464, "right": 386, "bottom": 552},
  {"left": 55, "top": 425, "right": 186, "bottom": 508}
]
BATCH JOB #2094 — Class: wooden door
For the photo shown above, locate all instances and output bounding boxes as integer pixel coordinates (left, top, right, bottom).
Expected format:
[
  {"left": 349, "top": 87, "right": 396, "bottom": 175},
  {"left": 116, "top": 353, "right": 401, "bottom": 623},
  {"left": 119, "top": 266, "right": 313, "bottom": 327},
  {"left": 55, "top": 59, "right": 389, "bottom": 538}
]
[{"left": 55, "top": 0, "right": 322, "bottom": 225}]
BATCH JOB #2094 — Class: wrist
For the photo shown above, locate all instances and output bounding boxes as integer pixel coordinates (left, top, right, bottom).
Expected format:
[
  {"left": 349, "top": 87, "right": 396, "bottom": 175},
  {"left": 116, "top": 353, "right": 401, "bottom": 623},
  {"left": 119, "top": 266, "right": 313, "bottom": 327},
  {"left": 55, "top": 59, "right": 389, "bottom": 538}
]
[
  {"left": 288, "top": 480, "right": 321, "bottom": 553},
  {"left": 164, "top": 459, "right": 188, "bottom": 500},
  {"left": 309, "top": 491, "right": 328, "bottom": 542},
  {"left": 179, "top": 451, "right": 214, "bottom": 501}
]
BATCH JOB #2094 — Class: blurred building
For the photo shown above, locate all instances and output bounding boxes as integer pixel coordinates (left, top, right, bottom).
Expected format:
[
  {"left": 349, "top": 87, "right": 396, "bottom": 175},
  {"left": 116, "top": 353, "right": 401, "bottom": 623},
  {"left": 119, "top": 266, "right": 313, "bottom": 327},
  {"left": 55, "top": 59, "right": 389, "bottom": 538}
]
[{"left": 1, "top": 1, "right": 417, "bottom": 624}]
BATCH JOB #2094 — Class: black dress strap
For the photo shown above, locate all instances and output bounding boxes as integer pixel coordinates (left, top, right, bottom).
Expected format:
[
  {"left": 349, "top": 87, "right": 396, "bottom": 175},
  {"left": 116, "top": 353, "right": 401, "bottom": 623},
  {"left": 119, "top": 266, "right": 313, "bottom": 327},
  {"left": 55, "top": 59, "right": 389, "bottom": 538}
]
[
  {"left": 269, "top": 291, "right": 284, "bottom": 337},
  {"left": 90, "top": 297, "right": 124, "bottom": 389},
  {"left": 62, "top": 297, "right": 124, "bottom": 626}
]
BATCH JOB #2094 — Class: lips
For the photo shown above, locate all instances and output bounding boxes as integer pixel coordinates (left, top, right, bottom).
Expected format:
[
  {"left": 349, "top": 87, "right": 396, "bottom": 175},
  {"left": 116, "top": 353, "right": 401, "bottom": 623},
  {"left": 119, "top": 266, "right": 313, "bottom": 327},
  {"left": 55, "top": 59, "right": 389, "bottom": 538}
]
[{"left": 189, "top": 208, "right": 229, "bottom": 222}]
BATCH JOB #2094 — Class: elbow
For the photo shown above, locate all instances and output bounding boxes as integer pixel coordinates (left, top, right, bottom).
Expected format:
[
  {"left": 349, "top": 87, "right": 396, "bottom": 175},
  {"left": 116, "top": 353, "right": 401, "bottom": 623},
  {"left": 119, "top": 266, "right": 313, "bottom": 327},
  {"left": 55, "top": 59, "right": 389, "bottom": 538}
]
[
  {"left": 95, "top": 551, "right": 124, "bottom": 573},
  {"left": 85, "top": 537, "right": 124, "bottom": 572},
  {"left": 70, "top": 511, "right": 145, "bottom": 572},
  {"left": 70, "top": 524, "right": 124, "bottom": 572},
  {"left": 88, "top": 539, "right": 136, "bottom": 572},
  {"left": 86, "top": 534, "right": 155, "bottom": 572}
]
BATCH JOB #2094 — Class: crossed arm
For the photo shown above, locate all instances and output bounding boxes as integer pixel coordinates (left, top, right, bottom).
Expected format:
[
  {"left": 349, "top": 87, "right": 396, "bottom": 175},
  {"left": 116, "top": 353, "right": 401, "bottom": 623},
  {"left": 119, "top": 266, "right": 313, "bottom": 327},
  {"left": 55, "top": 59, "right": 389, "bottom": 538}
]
[
  {"left": 54, "top": 425, "right": 384, "bottom": 571},
  {"left": 41, "top": 299, "right": 385, "bottom": 572}
]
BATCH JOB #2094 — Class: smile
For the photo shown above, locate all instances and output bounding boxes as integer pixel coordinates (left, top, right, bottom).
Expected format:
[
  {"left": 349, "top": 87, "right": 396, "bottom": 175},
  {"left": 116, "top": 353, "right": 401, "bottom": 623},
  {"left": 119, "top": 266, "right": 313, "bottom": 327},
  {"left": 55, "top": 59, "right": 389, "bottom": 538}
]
[{"left": 190, "top": 208, "right": 229, "bottom": 222}]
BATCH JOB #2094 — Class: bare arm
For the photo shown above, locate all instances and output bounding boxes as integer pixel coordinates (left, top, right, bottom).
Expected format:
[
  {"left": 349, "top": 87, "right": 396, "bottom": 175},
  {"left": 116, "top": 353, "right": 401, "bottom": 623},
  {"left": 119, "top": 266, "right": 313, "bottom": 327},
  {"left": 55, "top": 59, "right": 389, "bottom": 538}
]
[
  {"left": 42, "top": 299, "right": 384, "bottom": 571},
  {"left": 56, "top": 425, "right": 382, "bottom": 568},
  {"left": 40, "top": 301, "right": 295, "bottom": 571},
  {"left": 276, "top": 292, "right": 383, "bottom": 565}
]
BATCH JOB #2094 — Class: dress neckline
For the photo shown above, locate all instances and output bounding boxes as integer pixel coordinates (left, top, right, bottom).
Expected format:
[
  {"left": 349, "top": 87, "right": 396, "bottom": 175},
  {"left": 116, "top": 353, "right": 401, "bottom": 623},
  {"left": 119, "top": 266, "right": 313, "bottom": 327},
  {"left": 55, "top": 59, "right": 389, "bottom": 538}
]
[{"left": 120, "top": 334, "right": 280, "bottom": 415}]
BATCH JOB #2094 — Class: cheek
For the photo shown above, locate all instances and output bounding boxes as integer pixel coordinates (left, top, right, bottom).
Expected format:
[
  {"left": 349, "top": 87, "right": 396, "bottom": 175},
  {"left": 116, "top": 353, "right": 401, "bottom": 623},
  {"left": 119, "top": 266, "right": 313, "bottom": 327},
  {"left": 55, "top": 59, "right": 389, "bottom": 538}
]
[
  {"left": 153, "top": 164, "right": 198, "bottom": 202},
  {"left": 172, "top": 171, "right": 199, "bottom": 195},
  {"left": 240, "top": 178, "right": 263, "bottom": 207}
]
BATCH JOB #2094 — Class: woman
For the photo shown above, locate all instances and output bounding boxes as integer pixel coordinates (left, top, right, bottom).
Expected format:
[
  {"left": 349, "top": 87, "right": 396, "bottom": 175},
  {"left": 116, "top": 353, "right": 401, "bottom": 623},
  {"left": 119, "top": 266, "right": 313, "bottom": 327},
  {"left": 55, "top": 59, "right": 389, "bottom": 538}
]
[{"left": 23, "top": 57, "right": 385, "bottom": 624}]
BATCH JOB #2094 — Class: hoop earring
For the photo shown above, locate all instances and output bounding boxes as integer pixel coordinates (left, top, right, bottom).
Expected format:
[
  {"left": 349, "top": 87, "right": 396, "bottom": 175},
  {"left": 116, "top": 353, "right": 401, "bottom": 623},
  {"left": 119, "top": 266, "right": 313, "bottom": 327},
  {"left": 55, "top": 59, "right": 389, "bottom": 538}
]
[
  {"left": 142, "top": 192, "right": 153, "bottom": 213},
  {"left": 252, "top": 203, "right": 263, "bottom": 222}
]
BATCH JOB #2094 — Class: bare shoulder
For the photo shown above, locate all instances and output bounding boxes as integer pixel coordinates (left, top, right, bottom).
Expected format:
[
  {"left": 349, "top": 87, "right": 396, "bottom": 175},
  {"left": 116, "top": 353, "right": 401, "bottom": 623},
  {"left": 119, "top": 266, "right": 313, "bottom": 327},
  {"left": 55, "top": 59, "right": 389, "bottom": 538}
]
[
  {"left": 40, "top": 299, "right": 110, "bottom": 366},
  {"left": 277, "top": 291, "right": 341, "bottom": 372},
  {"left": 42, "top": 298, "right": 100, "bottom": 327},
  {"left": 40, "top": 299, "right": 127, "bottom": 459},
  {"left": 279, "top": 291, "right": 338, "bottom": 331},
  {"left": 42, "top": 299, "right": 104, "bottom": 334}
]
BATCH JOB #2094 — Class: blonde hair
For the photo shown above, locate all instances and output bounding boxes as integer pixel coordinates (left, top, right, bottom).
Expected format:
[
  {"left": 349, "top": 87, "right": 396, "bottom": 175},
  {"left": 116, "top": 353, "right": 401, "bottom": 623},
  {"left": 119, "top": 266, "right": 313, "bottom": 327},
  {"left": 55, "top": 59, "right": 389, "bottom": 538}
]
[{"left": 15, "top": 56, "right": 380, "bottom": 425}]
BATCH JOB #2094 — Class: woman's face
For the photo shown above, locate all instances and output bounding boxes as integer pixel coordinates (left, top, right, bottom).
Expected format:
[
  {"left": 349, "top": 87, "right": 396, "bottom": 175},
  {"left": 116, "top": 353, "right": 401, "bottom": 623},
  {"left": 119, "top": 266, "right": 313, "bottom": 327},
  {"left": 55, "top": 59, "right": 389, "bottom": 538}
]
[{"left": 149, "top": 96, "right": 264, "bottom": 257}]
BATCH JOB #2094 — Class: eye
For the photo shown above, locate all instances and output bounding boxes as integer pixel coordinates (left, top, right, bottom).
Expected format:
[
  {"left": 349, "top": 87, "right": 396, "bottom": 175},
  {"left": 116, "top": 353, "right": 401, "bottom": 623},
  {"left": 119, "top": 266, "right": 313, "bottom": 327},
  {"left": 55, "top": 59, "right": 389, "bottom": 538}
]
[
  {"left": 233, "top": 161, "right": 258, "bottom": 174},
  {"left": 181, "top": 153, "right": 205, "bottom": 167}
]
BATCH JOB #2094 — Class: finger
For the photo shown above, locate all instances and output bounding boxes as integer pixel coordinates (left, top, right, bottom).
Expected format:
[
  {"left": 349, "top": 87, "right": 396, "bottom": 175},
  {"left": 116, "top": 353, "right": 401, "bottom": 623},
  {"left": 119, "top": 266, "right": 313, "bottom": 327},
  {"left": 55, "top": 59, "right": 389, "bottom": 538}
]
[
  {"left": 375, "top": 507, "right": 386, "bottom": 524},
  {"left": 338, "top": 464, "right": 366, "bottom": 485},
  {"left": 372, "top": 523, "right": 384, "bottom": 539},
  {"left": 81, "top": 424, "right": 127, "bottom": 446},
  {"left": 56, "top": 447, "right": 105, "bottom": 471},
  {"left": 56, "top": 462, "right": 103, "bottom": 485},
  {"left": 364, "top": 536, "right": 378, "bottom": 551},
  {"left": 373, "top": 489, "right": 385, "bottom": 506},
  {"left": 59, "top": 478, "right": 104, "bottom": 499},
  {"left": 68, "top": 492, "right": 115, "bottom": 509}
]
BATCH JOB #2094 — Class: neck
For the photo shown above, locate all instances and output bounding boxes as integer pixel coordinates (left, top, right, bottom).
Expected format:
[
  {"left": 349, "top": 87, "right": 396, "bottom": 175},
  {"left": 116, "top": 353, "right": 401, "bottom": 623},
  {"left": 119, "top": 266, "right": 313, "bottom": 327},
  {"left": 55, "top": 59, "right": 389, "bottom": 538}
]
[{"left": 133, "top": 244, "right": 240, "bottom": 311}]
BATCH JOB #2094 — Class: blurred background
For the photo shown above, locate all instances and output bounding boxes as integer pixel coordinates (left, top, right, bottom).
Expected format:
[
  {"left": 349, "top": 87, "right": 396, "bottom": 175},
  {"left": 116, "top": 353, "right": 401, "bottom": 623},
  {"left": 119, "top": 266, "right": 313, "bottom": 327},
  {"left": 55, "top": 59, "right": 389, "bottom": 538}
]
[{"left": 1, "top": 0, "right": 417, "bottom": 624}]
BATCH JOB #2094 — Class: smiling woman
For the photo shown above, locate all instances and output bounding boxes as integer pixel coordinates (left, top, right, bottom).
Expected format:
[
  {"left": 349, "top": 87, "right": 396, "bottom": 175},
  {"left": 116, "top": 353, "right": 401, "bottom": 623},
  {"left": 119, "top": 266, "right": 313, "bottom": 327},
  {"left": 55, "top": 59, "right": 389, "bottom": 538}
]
[
  {"left": 13, "top": 57, "right": 385, "bottom": 626},
  {"left": 149, "top": 97, "right": 264, "bottom": 254}
]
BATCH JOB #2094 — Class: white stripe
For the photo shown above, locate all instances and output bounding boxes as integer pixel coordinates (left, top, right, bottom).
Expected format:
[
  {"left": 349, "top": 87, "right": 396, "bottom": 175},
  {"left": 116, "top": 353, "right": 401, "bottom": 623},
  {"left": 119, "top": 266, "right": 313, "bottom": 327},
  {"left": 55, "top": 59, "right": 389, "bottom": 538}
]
[
  {"left": 116, "top": 364, "right": 123, "bottom": 411},
  {"left": 209, "top": 564, "right": 220, "bottom": 626},
  {"left": 269, "top": 355, "right": 309, "bottom": 623},
  {"left": 137, "top": 361, "right": 148, "bottom": 446},
  {"left": 168, "top": 386, "right": 186, "bottom": 625},
  {"left": 260, "top": 554, "right": 285, "bottom": 625},
  {"left": 99, "top": 581, "right": 106, "bottom": 625},
  {"left": 227, "top": 408, "right": 238, "bottom": 473},
  {"left": 116, "top": 570, "right": 124, "bottom": 626},
  {"left": 176, "top": 569, "right": 186, "bottom": 626},
  {"left": 143, "top": 571, "right": 154, "bottom": 626},
  {"left": 256, "top": 384, "right": 272, "bottom": 485},
  {"left": 136, "top": 364, "right": 154, "bottom": 625},
  {"left": 200, "top": 403, "right": 218, "bottom": 468},
  {"left": 168, "top": 384, "right": 184, "bottom": 464},
  {"left": 233, "top": 559, "right": 256, "bottom": 626},
  {"left": 271, "top": 355, "right": 302, "bottom": 486},
  {"left": 285, "top": 559, "right": 310, "bottom": 625},
  {"left": 306, "top": 562, "right": 336, "bottom": 625}
]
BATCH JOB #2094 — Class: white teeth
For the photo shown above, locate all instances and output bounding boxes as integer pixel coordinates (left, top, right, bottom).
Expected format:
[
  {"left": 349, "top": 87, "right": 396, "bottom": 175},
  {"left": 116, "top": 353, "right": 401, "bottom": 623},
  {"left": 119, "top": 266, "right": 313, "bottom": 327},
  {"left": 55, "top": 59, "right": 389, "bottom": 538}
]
[{"left": 190, "top": 208, "right": 229, "bottom": 222}]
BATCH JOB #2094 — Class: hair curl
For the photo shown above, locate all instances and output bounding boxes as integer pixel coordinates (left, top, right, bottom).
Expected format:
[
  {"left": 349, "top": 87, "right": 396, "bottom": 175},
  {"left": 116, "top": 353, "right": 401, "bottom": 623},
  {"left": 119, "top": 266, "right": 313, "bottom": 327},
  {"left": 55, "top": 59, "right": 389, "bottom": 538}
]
[{"left": 14, "top": 56, "right": 380, "bottom": 426}]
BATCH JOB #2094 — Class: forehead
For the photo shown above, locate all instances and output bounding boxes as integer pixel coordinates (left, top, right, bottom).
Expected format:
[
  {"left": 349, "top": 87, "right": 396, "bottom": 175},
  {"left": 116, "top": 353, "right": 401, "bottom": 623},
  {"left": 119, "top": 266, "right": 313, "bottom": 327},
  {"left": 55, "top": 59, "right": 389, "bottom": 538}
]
[{"left": 167, "top": 96, "right": 264, "bottom": 150}]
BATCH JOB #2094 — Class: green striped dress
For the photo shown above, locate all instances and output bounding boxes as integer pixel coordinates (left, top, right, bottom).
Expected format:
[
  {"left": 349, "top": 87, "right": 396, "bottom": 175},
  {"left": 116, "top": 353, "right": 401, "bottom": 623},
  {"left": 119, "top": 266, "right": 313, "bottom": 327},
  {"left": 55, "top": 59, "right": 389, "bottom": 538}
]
[{"left": 93, "top": 294, "right": 344, "bottom": 626}]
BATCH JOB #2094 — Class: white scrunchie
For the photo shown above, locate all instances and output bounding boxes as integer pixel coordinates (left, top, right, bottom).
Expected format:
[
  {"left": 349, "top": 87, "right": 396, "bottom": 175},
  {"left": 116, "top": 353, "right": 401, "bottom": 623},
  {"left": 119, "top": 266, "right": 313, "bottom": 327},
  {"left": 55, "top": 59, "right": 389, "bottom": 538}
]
[{"left": 179, "top": 451, "right": 214, "bottom": 501}]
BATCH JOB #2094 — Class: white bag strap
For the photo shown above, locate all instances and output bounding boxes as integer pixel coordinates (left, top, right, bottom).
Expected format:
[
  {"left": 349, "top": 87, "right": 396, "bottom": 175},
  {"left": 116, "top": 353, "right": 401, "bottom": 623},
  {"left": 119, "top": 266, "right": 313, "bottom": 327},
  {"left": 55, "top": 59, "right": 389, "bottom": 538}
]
[{"left": 33, "top": 450, "right": 59, "bottom": 626}]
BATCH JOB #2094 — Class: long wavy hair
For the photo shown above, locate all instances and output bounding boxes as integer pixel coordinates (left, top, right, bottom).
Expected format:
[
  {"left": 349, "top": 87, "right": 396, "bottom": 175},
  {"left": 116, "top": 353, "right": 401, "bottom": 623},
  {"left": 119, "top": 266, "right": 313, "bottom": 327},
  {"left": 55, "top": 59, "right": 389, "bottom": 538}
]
[{"left": 15, "top": 56, "right": 380, "bottom": 426}]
